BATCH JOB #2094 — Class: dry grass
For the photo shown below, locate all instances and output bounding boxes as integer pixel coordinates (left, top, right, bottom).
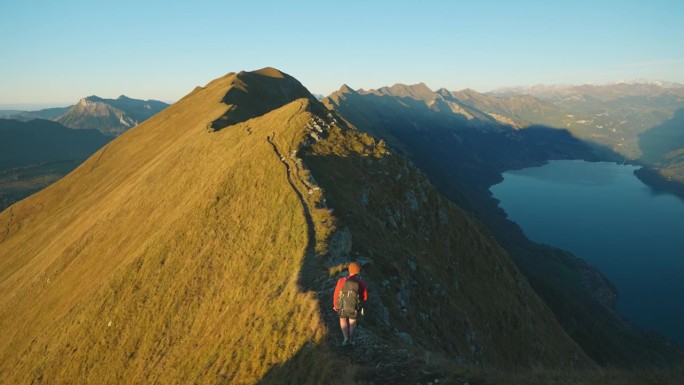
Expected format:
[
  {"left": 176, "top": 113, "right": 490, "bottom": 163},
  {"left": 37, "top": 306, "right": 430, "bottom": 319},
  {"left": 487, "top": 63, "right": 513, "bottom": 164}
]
[{"left": 0, "top": 73, "right": 332, "bottom": 384}]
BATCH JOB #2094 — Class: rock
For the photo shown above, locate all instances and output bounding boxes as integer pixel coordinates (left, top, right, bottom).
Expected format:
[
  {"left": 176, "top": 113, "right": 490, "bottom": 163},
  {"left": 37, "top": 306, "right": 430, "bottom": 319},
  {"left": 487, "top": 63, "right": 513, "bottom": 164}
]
[
  {"left": 396, "top": 289, "right": 411, "bottom": 316},
  {"left": 438, "top": 208, "right": 448, "bottom": 225},
  {"left": 360, "top": 187, "right": 371, "bottom": 206},
  {"left": 396, "top": 332, "right": 413, "bottom": 345},
  {"left": 408, "top": 258, "right": 417, "bottom": 273},
  {"left": 328, "top": 227, "right": 352, "bottom": 265},
  {"left": 405, "top": 189, "right": 419, "bottom": 211}
]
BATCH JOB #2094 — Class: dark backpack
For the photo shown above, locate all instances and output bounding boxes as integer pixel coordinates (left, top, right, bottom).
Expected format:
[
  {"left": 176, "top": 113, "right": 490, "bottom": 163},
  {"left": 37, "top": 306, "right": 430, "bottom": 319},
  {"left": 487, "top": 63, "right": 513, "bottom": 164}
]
[{"left": 337, "top": 278, "right": 362, "bottom": 318}]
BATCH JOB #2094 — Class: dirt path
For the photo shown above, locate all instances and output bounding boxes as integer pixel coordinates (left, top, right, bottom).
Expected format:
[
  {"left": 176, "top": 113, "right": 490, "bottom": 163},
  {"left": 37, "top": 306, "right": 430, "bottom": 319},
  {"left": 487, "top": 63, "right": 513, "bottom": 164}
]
[{"left": 266, "top": 133, "right": 316, "bottom": 261}]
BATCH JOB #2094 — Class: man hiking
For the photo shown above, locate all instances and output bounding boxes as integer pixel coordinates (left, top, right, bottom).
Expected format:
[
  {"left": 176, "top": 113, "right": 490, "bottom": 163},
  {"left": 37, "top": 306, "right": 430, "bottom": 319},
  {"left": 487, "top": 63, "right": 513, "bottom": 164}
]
[{"left": 333, "top": 262, "right": 368, "bottom": 346}]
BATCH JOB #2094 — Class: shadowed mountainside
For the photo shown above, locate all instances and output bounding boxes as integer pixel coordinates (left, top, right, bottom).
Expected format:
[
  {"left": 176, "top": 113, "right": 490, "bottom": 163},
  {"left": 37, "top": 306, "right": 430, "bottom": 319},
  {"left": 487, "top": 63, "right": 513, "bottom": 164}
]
[
  {"left": 634, "top": 108, "right": 684, "bottom": 199},
  {"left": 0, "top": 119, "right": 109, "bottom": 171},
  {"left": 0, "top": 118, "right": 111, "bottom": 210},
  {"left": 210, "top": 67, "right": 318, "bottom": 131},
  {"left": 324, "top": 83, "right": 684, "bottom": 368}
]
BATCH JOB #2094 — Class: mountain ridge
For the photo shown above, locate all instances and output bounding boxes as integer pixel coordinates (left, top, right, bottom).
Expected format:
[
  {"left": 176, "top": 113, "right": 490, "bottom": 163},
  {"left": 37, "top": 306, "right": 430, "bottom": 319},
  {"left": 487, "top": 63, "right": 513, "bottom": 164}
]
[{"left": 0, "top": 68, "right": 603, "bottom": 384}]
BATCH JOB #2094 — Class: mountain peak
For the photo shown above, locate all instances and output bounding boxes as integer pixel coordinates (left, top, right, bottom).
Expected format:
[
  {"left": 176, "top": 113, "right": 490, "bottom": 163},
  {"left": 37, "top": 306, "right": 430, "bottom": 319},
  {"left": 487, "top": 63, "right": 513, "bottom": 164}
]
[
  {"left": 250, "top": 66, "right": 286, "bottom": 78},
  {"left": 436, "top": 87, "right": 452, "bottom": 97},
  {"left": 378, "top": 82, "right": 435, "bottom": 101},
  {"left": 211, "top": 67, "right": 317, "bottom": 130},
  {"left": 77, "top": 95, "right": 105, "bottom": 106},
  {"left": 338, "top": 84, "right": 356, "bottom": 94}
]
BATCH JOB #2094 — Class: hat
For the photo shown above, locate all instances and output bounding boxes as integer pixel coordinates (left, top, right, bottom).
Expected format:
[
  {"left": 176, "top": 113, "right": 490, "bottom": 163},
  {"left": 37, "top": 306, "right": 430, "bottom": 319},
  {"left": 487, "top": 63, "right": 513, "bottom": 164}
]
[{"left": 348, "top": 262, "right": 361, "bottom": 275}]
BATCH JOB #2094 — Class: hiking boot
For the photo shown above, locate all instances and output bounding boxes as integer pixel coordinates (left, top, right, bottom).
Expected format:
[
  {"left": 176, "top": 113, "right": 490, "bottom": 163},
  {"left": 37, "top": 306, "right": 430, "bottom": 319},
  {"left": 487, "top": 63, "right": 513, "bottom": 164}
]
[{"left": 341, "top": 338, "right": 349, "bottom": 346}]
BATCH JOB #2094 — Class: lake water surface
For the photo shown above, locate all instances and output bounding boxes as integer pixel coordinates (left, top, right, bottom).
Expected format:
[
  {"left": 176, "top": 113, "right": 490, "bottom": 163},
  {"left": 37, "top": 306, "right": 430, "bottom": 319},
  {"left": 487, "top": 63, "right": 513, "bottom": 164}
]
[{"left": 490, "top": 160, "right": 684, "bottom": 345}]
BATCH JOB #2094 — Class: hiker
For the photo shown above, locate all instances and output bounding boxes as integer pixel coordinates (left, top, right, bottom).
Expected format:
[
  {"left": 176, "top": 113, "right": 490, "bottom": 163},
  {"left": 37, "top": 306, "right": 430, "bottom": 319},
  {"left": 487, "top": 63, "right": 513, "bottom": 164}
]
[{"left": 333, "top": 262, "right": 368, "bottom": 346}]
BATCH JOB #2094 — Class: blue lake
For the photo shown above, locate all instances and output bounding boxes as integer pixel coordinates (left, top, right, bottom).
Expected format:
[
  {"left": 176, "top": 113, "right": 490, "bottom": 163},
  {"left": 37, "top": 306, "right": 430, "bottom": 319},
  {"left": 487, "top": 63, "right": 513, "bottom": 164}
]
[{"left": 490, "top": 160, "right": 684, "bottom": 345}]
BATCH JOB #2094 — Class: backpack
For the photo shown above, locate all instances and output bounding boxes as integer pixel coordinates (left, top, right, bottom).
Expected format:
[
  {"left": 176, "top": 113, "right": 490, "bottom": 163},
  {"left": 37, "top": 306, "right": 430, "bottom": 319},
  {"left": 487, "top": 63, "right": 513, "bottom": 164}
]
[{"left": 337, "top": 277, "right": 362, "bottom": 318}]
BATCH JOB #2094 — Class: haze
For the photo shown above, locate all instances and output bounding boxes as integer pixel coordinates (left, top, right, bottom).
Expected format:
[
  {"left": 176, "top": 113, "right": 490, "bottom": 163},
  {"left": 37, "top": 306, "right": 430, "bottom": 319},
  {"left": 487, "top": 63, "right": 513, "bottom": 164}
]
[{"left": 1, "top": 0, "right": 683, "bottom": 106}]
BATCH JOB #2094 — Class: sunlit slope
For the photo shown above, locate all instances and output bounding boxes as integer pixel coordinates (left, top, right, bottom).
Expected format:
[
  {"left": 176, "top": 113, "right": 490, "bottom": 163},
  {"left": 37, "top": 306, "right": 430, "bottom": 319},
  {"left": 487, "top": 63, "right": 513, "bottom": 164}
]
[
  {"left": 1, "top": 67, "right": 596, "bottom": 384},
  {"left": 0, "top": 71, "right": 327, "bottom": 384}
]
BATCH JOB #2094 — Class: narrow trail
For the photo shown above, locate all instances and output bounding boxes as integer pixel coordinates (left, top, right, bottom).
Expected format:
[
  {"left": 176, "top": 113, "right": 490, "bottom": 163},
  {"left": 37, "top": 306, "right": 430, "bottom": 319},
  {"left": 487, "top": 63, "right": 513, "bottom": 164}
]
[
  {"left": 266, "top": 133, "right": 317, "bottom": 282},
  {"left": 266, "top": 134, "right": 418, "bottom": 383},
  {"left": 263, "top": 128, "right": 431, "bottom": 384}
]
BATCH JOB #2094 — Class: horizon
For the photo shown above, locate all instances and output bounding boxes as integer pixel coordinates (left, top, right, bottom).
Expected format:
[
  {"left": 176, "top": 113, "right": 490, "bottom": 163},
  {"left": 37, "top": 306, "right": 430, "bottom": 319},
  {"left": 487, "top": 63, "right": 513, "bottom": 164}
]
[
  {"left": 1, "top": 0, "right": 683, "bottom": 105},
  {"left": 1, "top": 77, "right": 682, "bottom": 111}
]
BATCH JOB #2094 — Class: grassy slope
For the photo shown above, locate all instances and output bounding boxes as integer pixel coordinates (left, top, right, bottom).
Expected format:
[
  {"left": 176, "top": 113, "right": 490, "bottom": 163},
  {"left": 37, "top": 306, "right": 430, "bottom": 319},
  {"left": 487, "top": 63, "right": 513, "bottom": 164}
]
[{"left": 0, "top": 74, "right": 332, "bottom": 384}]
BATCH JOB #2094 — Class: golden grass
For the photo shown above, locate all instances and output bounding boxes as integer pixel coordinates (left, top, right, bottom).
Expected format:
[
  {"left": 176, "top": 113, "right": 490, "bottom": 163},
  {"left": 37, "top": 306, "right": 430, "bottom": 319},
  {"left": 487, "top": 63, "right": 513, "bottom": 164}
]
[{"left": 0, "top": 73, "right": 332, "bottom": 384}]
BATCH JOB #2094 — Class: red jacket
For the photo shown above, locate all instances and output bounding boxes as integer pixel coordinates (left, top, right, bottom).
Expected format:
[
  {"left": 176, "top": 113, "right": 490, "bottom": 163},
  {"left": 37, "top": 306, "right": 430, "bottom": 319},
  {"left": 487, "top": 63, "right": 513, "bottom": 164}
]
[{"left": 333, "top": 274, "right": 368, "bottom": 311}]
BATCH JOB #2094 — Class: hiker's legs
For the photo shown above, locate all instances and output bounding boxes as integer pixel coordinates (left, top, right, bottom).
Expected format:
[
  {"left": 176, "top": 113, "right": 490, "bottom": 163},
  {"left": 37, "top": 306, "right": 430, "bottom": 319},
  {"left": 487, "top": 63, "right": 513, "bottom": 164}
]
[
  {"left": 339, "top": 317, "right": 350, "bottom": 340},
  {"left": 348, "top": 318, "right": 357, "bottom": 341}
]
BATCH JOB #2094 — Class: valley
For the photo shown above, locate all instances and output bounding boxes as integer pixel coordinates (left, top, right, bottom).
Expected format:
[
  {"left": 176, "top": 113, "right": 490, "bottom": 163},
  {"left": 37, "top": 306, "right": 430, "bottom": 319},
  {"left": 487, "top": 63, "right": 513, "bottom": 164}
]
[
  {"left": 324, "top": 81, "right": 684, "bottom": 367},
  {"left": 0, "top": 96, "right": 169, "bottom": 210}
]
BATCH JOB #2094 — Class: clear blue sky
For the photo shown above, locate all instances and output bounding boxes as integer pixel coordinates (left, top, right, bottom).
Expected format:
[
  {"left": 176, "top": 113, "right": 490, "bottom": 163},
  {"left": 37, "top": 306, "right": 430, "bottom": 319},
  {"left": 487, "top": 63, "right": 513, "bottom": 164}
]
[{"left": 1, "top": 0, "right": 683, "bottom": 107}]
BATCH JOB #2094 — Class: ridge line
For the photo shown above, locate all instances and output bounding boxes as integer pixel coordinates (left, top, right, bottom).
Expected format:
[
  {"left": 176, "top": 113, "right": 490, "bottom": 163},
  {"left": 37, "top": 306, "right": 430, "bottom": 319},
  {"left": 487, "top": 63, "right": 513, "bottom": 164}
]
[{"left": 266, "top": 133, "right": 316, "bottom": 264}]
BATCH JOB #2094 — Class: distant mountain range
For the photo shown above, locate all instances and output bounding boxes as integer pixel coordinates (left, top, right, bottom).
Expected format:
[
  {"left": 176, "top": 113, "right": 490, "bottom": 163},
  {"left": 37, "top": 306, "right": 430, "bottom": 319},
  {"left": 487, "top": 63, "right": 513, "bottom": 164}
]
[
  {"left": 324, "top": 81, "right": 684, "bottom": 367},
  {"left": 1, "top": 95, "right": 169, "bottom": 137},
  {"left": 326, "top": 80, "right": 684, "bottom": 192},
  {"left": 491, "top": 82, "right": 684, "bottom": 189},
  {"left": 1, "top": 106, "right": 72, "bottom": 121},
  {"left": 490, "top": 82, "right": 684, "bottom": 158},
  {"left": 56, "top": 95, "right": 168, "bottom": 136},
  {"left": 0, "top": 95, "right": 168, "bottom": 210}
]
